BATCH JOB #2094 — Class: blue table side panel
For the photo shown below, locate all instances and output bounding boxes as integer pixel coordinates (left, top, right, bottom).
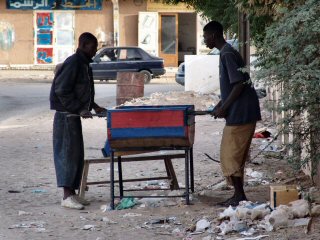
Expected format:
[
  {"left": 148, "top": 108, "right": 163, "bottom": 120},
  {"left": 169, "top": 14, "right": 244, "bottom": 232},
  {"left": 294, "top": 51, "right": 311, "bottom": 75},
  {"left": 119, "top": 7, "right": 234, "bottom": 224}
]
[{"left": 109, "top": 127, "right": 186, "bottom": 139}]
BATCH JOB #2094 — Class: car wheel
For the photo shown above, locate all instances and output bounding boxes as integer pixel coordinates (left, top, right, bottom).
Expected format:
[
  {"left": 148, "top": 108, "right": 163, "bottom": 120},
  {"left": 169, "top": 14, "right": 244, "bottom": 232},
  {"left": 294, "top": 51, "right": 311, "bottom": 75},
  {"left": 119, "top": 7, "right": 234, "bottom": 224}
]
[{"left": 139, "top": 70, "right": 152, "bottom": 84}]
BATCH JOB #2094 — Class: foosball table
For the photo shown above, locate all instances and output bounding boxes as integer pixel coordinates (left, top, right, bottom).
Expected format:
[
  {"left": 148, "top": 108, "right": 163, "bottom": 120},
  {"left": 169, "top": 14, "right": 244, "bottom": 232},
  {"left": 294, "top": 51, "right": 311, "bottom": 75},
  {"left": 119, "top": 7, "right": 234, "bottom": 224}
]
[{"left": 107, "top": 105, "right": 198, "bottom": 209}]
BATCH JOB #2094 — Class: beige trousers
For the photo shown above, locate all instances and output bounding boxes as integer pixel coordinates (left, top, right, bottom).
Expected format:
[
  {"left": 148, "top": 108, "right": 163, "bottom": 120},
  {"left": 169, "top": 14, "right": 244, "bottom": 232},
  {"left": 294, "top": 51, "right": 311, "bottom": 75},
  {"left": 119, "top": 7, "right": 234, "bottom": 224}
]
[{"left": 220, "top": 122, "right": 256, "bottom": 185}]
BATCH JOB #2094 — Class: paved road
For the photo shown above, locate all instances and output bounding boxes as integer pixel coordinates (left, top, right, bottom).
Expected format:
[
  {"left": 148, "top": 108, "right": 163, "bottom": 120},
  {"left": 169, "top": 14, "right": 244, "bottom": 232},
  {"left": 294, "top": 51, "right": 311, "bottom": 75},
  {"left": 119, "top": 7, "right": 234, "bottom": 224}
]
[{"left": 0, "top": 81, "right": 183, "bottom": 122}]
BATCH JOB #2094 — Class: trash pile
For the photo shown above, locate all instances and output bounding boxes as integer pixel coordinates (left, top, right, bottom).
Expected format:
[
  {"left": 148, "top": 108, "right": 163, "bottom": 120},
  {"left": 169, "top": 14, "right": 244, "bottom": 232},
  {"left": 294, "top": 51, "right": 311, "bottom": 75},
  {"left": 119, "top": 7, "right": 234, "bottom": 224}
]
[
  {"left": 122, "top": 91, "right": 220, "bottom": 111},
  {"left": 252, "top": 127, "right": 284, "bottom": 155},
  {"left": 217, "top": 199, "right": 310, "bottom": 235},
  {"left": 245, "top": 168, "right": 270, "bottom": 186}
]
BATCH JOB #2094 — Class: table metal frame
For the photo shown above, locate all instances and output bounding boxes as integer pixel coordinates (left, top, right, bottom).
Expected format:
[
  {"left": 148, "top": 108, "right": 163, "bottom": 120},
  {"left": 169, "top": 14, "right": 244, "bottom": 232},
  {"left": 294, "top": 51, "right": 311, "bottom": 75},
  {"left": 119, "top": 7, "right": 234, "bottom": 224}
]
[{"left": 109, "top": 146, "right": 194, "bottom": 210}]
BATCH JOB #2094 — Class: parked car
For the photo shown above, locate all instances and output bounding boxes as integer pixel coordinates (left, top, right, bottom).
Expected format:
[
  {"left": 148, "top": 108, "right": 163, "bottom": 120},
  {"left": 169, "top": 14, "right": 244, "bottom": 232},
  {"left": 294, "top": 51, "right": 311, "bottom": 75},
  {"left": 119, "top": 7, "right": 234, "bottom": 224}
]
[
  {"left": 175, "top": 39, "right": 238, "bottom": 86},
  {"left": 91, "top": 46, "right": 166, "bottom": 83}
]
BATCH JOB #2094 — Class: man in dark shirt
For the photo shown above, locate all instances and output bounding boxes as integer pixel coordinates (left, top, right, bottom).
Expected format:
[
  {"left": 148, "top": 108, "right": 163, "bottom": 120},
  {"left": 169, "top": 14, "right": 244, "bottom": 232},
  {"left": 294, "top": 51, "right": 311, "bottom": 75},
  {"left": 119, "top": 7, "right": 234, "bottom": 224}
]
[
  {"left": 203, "top": 21, "right": 261, "bottom": 207},
  {"left": 50, "top": 32, "right": 106, "bottom": 209}
]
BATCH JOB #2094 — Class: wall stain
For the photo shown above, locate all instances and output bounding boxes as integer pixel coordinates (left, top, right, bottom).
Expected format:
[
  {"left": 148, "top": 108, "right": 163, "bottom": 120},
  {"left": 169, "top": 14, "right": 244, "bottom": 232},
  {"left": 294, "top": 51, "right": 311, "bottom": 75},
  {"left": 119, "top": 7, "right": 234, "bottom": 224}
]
[{"left": 0, "top": 21, "right": 15, "bottom": 51}]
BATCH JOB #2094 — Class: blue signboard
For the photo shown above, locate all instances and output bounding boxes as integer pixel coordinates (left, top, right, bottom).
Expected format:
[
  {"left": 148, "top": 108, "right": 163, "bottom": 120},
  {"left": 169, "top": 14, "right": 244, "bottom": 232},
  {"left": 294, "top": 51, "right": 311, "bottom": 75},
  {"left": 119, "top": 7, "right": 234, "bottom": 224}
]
[{"left": 6, "top": 0, "right": 102, "bottom": 10}]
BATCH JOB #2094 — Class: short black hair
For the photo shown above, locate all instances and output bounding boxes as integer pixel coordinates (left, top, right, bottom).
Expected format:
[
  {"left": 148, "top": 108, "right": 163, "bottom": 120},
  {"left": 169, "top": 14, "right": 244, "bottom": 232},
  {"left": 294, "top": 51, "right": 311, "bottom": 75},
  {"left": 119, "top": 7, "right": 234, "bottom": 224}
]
[
  {"left": 78, "top": 32, "right": 97, "bottom": 47},
  {"left": 203, "top": 21, "right": 223, "bottom": 37}
]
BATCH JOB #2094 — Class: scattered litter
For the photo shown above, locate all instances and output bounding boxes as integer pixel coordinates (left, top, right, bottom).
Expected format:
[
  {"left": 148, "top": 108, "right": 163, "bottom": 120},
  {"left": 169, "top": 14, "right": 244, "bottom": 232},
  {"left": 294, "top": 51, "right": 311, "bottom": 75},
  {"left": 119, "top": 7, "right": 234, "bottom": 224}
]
[
  {"left": 263, "top": 205, "right": 292, "bottom": 231},
  {"left": 236, "top": 203, "right": 271, "bottom": 221},
  {"left": 311, "top": 204, "right": 320, "bottom": 216},
  {"left": 101, "top": 204, "right": 112, "bottom": 212},
  {"left": 195, "top": 218, "right": 211, "bottom": 232},
  {"left": 137, "top": 195, "right": 172, "bottom": 208},
  {"left": 18, "top": 211, "right": 32, "bottom": 216},
  {"left": 308, "top": 187, "right": 320, "bottom": 204},
  {"left": 253, "top": 127, "right": 271, "bottom": 138},
  {"left": 289, "top": 199, "right": 309, "bottom": 218},
  {"left": 31, "top": 189, "right": 47, "bottom": 193},
  {"left": 9, "top": 221, "right": 46, "bottom": 232},
  {"left": 116, "top": 197, "right": 136, "bottom": 210},
  {"left": 204, "top": 153, "right": 220, "bottom": 163},
  {"left": 101, "top": 217, "right": 117, "bottom": 224},
  {"left": 168, "top": 190, "right": 185, "bottom": 196},
  {"left": 219, "top": 205, "right": 237, "bottom": 220},
  {"left": 251, "top": 158, "right": 265, "bottom": 165},
  {"left": 146, "top": 217, "right": 178, "bottom": 225},
  {"left": 142, "top": 180, "right": 168, "bottom": 190},
  {"left": 202, "top": 236, "right": 214, "bottom": 240},
  {"left": 288, "top": 217, "right": 311, "bottom": 227},
  {"left": 235, "top": 235, "right": 269, "bottom": 240},
  {"left": 123, "top": 212, "right": 142, "bottom": 218},
  {"left": 146, "top": 180, "right": 160, "bottom": 185},
  {"left": 240, "top": 227, "right": 256, "bottom": 236},
  {"left": 82, "top": 225, "right": 95, "bottom": 230},
  {"left": 8, "top": 190, "right": 21, "bottom": 193},
  {"left": 218, "top": 219, "right": 247, "bottom": 235},
  {"left": 246, "top": 168, "right": 264, "bottom": 179},
  {"left": 258, "top": 140, "right": 283, "bottom": 152},
  {"left": 172, "top": 227, "right": 184, "bottom": 237}
]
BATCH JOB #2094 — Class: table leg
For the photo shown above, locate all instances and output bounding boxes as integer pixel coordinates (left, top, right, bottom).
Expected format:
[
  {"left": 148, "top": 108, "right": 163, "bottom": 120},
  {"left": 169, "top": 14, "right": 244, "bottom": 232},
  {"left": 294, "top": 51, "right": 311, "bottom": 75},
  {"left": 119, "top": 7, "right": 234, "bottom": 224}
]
[
  {"left": 190, "top": 147, "right": 194, "bottom": 193},
  {"left": 164, "top": 157, "right": 179, "bottom": 190},
  {"left": 185, "top": 149, "right": 190, "bottom": 205},
  {"left": 118, "top": 156, "right": 123, "bottom": 198},
  {"left": 110, "top": 150, "right": 115, "bottom": 210}
]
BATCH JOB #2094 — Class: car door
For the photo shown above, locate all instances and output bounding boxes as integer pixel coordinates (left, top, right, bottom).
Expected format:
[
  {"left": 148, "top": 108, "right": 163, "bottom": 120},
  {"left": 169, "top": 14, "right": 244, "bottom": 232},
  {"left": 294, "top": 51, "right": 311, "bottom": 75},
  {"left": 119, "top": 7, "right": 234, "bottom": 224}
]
[
  {"left": 91, "top": 48, "right": 119, "bottom": 80},
  {"left": 116, "top": 48, "right": 141, "bottom": 73}
]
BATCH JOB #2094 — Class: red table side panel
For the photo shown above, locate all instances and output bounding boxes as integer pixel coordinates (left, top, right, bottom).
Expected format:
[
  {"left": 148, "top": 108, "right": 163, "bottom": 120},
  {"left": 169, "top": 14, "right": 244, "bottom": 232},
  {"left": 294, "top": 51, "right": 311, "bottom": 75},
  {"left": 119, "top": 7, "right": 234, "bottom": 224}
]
[{"left": 111, "top": 111, "right": 185, "bottom": 128}]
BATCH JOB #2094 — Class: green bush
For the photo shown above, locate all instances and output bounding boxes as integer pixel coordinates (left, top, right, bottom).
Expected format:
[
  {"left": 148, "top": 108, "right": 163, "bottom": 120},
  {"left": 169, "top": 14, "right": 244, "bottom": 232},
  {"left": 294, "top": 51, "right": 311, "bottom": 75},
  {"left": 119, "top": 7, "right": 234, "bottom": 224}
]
[{"left": 257, "top": 0, "right": 320, "bottom": 175}]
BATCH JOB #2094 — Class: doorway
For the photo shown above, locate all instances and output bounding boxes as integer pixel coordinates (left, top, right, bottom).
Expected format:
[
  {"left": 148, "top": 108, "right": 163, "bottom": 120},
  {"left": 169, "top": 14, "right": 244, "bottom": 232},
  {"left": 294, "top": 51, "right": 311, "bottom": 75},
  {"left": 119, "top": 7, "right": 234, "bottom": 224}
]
[
  {"left": 177, "top": 13, "right": 197, "bottom": 65},
  {"left": 159, "top": 13, "right": 178, "bottom": 67}
]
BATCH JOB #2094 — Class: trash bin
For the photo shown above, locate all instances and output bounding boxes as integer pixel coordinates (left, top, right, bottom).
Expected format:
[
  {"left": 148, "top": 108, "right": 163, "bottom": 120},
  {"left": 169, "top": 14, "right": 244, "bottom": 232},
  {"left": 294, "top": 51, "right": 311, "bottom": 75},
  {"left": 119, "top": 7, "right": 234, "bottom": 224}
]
[{"left": 116, "top": 72, "right": 144, "bottom": 105}]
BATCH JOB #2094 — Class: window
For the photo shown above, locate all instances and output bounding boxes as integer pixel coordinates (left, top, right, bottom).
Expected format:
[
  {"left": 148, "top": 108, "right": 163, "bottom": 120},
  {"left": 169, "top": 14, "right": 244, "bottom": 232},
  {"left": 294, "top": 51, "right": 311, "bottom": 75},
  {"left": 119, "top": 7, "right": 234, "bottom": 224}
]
[
  {"left": 100, "top": 49, "right": 117, "bottom": 61},
  {"left": 118, "top": 49, "right": 142, "bottom": 61}
]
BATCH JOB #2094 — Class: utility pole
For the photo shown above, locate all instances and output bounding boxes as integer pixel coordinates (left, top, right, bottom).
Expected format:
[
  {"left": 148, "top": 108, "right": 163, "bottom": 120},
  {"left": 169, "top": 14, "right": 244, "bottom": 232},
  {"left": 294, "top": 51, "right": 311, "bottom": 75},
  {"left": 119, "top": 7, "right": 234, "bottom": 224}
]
[
  {"left": 238, "top": 11, "right": 250, "bottom": 66},
  {"left": 112, "top": 0, "right": 120, "bottom": 46}
]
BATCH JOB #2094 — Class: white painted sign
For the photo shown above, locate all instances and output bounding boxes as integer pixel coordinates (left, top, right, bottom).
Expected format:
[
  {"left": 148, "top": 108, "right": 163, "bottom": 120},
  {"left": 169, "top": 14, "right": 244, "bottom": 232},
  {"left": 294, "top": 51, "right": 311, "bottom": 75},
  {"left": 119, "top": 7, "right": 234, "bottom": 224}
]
[{"left": 138, "top": 12, "right": 158, "bottom": 56}]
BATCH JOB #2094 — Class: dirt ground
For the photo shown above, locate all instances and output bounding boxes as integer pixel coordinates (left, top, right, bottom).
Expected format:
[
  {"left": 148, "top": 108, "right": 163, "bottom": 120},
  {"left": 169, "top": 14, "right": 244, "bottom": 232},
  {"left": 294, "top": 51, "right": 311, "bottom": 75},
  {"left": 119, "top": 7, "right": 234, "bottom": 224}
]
[{"left": 1, "top": 89, "right": 320, "bottom": 240}]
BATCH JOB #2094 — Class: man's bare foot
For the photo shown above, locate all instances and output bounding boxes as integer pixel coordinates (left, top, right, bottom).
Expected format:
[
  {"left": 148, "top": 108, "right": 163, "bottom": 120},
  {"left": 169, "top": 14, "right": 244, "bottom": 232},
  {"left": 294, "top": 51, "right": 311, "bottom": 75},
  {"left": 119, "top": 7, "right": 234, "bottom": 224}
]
[
  {"left": 217, "top": 196, "right": 235, "bottom": 207},
  {"left": 218, "top": 196, "right": 247, "bottom": 207}
]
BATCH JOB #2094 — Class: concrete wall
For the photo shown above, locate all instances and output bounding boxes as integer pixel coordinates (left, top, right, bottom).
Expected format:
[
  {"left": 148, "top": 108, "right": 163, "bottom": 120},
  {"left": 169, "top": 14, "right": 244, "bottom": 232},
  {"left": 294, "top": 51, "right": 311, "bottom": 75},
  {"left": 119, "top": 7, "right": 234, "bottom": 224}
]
[
  {"left": 119, "top": 0, "right": 146, "bottom": 46},
  {"left": 0, "top": 1, "right": 34, "bottom": 65},
  {"left": 75, "top": 1, "right": 113, "bottom": 48},
  {"left": 0, "top": 1, "right": 113, "bottom": 65}
]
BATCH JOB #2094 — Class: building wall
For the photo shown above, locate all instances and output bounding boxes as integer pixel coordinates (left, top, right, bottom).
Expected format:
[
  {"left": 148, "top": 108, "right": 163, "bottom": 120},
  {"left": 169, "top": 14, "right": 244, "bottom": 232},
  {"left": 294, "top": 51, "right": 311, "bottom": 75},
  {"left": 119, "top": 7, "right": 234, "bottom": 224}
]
[
  {"left": 75, "top": 1, "right": 114, "bottom": 48},
  {"left": 0, "top": 1, "right": 113, "bottom": 65},
  {"left": 118, "top": 0, "right": 146, "bottom": 46},
  {"left": 0, "top": 1, "right": 34, "bottom": 65}
]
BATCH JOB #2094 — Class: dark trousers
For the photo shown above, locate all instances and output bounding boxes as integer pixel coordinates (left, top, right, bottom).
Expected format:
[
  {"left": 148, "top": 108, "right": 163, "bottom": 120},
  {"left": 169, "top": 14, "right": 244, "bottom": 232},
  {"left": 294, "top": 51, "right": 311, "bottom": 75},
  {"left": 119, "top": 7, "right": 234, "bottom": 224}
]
[{"left": 53, "top": 112, "right": 84, "bottom": 189}]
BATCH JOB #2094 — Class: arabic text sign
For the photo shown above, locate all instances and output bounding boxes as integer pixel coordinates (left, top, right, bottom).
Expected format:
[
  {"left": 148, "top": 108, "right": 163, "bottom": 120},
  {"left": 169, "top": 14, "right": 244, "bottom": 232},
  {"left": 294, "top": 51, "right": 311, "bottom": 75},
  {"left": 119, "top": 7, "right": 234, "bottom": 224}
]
[{"left": 6, "top": 0, "right": 102, "bottom": 10}]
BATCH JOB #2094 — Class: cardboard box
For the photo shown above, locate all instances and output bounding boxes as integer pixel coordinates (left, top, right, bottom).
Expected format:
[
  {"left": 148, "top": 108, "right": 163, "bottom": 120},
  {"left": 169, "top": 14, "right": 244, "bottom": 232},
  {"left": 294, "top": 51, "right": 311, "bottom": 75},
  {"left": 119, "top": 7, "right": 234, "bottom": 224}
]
[{"left": 270, "top": 185, "right": 300, "bottom": 209}]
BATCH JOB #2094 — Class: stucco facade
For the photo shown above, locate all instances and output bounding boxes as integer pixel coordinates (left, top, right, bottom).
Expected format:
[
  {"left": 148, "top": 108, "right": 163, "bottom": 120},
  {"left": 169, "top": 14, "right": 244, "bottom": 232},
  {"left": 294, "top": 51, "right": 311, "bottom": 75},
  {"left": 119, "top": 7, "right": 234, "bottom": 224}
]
[
  {"left": 0, "top": 2, "right": 34, "bottom": 65},
  {"left": 0, "top": 0, "right": 201, "bottom": 67},
  {"left": 0, "top": 0, "right": 113, "bottom": 66}
]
